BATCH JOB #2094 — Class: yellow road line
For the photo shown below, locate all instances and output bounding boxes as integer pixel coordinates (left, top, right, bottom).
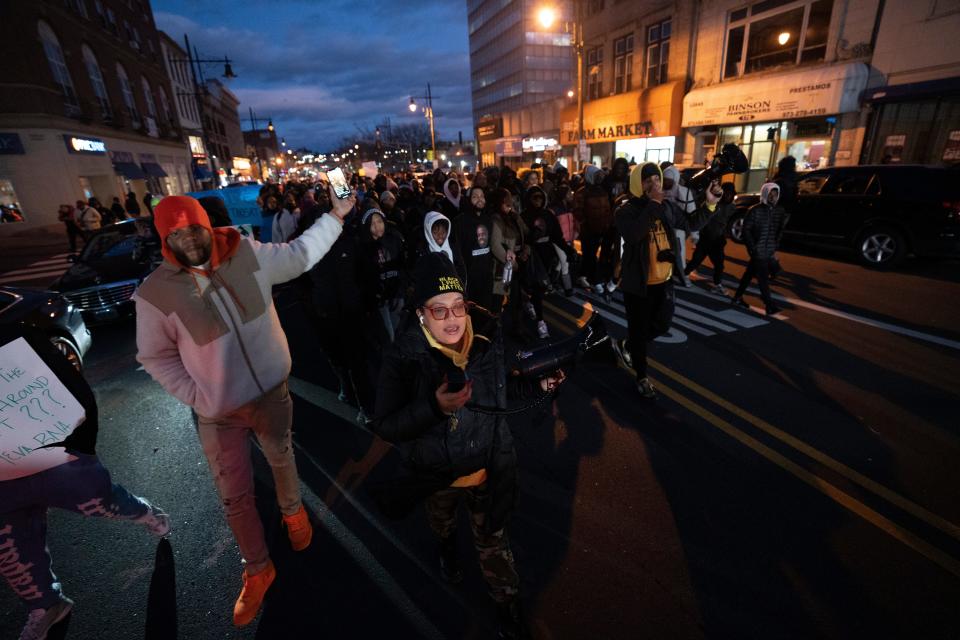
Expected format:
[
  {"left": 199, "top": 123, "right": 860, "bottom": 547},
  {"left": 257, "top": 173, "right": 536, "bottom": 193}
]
[{"left": 543, "top": 299, "right": 960, "bottom": 575}]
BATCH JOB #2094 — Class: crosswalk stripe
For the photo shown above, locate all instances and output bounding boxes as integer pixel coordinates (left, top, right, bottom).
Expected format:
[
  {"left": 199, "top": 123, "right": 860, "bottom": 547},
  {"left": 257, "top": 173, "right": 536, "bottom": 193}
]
[
  {"left": 0, "top": 264, "right": 68, "bottom": 277},
  {"left": 0, "top": 271, "right": 62, "bottom": 285}
]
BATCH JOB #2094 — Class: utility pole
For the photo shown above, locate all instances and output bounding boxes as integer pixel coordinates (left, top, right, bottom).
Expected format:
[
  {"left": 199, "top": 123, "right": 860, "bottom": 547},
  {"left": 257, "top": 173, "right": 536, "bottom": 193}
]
[{"left": 184, "top": 33, "right": 216, "bottom": 187}]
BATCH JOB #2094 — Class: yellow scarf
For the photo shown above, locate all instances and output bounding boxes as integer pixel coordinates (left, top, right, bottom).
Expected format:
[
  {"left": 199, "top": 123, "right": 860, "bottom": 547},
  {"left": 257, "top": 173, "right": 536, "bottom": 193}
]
[{"left": 421, "top": 315, "right": 474, "bottom": 370}]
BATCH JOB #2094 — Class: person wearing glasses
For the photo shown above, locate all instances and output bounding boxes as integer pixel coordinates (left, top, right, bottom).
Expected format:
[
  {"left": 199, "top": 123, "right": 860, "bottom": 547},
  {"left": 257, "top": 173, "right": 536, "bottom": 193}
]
[{"left": 371, "top": 252, "right": 562, "bottom": 640}]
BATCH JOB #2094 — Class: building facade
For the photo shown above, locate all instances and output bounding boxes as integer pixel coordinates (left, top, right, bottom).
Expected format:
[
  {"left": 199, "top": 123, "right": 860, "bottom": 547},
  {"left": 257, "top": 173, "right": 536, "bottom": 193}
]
[
  {"left": 469, "top": 0, "right": 575, "bottom": 168},
  {"left": 683, "top": 0, "right": 878, "bottom": 192},
  {"left": 0, "top": 0, "right": 193, "bottom": 231},
  {"left": 559, "top": 0, "right": 695, "bottom": 169},
  {"left": 158, "top": 30, "right": 208, "bottom": 189},
  {"left": 201, "top": 79, "right": 245, "bottom": 184},
  {"left": 860, "top": 1, "right": 960, "bottom": 165}
]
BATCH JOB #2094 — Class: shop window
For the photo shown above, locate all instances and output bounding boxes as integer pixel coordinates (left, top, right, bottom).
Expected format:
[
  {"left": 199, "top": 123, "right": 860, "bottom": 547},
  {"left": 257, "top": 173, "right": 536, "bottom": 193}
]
[
  {"left": 116, "top": 63, "right": 140, "bottom": 127},
  {"left": 0, "top": 179, "right": 25, "bottom": 224},
  {"left": 141, "top": 77, "right": 158, "bottom": 120},
  {"left": 38, "top": 21, "right": 80, "bottom": 116},
  {"left": 646, "top": 18, "right": 670, "bottom": 87},
  {"left": 613, "top": 34, "right": 634, "bottom": 94},
  {"left": 724, "top": 0, "right": 833, "bottom": 78},
  {"left": 81, "top": 45, "right": 113, "bottom": 121},
  {"left": 586, "top": 46, "right": 602, "bottom": 100}
]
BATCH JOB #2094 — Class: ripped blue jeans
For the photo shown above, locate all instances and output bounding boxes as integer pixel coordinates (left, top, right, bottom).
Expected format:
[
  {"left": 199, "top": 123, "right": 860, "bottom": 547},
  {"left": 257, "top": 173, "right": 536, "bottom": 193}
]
[{"left": 0, "top": 453, "right": 150, "bottom": 610}]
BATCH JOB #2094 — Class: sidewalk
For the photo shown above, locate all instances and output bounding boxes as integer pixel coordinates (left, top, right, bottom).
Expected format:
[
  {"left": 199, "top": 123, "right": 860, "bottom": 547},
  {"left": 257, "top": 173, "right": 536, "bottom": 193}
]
[{"left": 0, "top": 223, "right": 73, "bottom": 273}]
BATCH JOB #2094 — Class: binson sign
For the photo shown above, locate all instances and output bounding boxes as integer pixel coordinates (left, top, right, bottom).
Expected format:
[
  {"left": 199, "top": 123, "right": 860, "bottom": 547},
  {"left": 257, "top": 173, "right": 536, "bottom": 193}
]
[{"left": 682, "top": 62, "right": 868, "bottom": 127}]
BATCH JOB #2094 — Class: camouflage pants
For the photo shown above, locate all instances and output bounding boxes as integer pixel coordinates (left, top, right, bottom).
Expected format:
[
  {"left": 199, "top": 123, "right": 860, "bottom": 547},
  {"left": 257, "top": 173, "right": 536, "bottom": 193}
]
[{"left": 425, "top": 483, "right": 520, "bottom": 603}]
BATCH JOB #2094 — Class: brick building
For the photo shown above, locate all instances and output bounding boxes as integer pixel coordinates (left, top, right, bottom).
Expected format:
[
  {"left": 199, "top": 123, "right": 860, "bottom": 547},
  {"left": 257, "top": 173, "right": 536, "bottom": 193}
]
[
  {"left": 201, "top": 79, "right": 245, "bottom": 184},
  {"left": 0, "top": 0, "right": 193, "bottom": 231}
]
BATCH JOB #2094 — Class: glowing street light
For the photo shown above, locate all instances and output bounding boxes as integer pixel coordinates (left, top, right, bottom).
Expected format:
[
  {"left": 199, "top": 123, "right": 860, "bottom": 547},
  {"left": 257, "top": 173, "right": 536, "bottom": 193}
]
[
  {"left": 567, "top": 89, "right": 575, "bottom": 98},
  {"left": 778, "top": 31, "right": 791, "bottom": 45},
  {"left": 408, "top": 98, "right": 418, "bottom": 112},
  {"left": 537, "top": 6, "right": 556, "bottom": 29}
]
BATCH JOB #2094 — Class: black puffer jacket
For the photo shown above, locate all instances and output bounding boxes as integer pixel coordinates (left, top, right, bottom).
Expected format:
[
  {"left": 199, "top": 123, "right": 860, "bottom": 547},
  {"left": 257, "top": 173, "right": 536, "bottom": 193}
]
[{"left": 371, "top": 309, "right": 518, "bottom": 533}]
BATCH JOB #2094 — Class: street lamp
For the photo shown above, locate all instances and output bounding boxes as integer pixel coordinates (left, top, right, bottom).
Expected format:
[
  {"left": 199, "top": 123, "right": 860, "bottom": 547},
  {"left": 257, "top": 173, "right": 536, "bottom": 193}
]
[
  {"left": 408, "top": 84, "right": 438, "bottom": 166},
  {"left": 536, "top": 2, "right": 584, "bottom": 168}
]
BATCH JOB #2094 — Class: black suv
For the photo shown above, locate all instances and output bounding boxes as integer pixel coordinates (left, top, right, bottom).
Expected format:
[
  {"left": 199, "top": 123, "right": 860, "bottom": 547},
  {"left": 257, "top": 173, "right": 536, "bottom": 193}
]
[{"left": 726, "top": 165, "right": 960, "bottom": 268}]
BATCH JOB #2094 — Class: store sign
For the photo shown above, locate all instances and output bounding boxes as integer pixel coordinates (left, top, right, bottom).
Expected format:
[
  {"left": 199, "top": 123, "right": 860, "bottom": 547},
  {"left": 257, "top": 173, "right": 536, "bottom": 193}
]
[
  {"left": 495, "top": 136, "right": 524, "bottom": 158},
  {"left": 0, "top": 133, "right": 25, "bottom": 155},
  {"left": 564, "top": 121, "right": 652, "bottom": 144},
  {"left": 63, "top": 134, "right": 107, "bottom": 155},
  {"left": 682, "top": 62, "right": 869, "bottom": 127},
  {"left": 477, "top": 118, "right": 503, "bottom": 141},
  {"left": 882, "top": 134, "right": 905, "bottom": 163},
  {"left": 522, "top": 136, "right": 561, "bottom": 152}
]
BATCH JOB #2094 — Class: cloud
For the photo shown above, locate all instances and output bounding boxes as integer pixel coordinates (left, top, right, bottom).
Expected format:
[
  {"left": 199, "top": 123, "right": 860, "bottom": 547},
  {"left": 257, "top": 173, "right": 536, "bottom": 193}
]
[{"left": 153, "top": 1, "right": 473, "bottom": 150}]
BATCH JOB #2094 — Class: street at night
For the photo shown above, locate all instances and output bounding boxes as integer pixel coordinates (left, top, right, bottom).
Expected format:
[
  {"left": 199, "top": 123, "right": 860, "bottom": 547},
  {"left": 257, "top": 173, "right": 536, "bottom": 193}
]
[{"left": 1, "top": 238, "right": 958, "bottom": 639}]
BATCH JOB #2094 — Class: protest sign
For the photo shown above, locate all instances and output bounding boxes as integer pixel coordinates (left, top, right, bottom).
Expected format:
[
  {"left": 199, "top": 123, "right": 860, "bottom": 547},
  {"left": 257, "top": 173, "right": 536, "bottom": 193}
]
[
  {"left": 0, "top": 338, "right": 86, "bottom": 481},
  {"left": 187, "top": 185, "right": 262, "bottom": 227}
]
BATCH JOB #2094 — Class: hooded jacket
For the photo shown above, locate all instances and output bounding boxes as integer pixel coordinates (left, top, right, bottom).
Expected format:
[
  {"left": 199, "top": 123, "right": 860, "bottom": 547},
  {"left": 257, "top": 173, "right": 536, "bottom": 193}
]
[
  {"left": 573, "top": 165, "right": 613, "bottom": 235},
  {"left": 614, "top": 163, "right": 715, "bottom": 296},
  {"left": 440, "top": 178, "right": 461, "bottom": 219},
  {"left": 662, "top": 165, "right": 696, "bottom": 214},
  {"left": 135, "top": 196, "right": 342, "bottom": 418},
  {"left": 422, "top": 210, "right": 455, "bottom": 264},
  {"left": 521, "top": 186, "right": 566, "bottom": 269},
  {"left": 371, "top": 308, "right": 518, "bottom": 533},
  {"left": 742, "top": 183, "right": 789, "bottom": 260}
]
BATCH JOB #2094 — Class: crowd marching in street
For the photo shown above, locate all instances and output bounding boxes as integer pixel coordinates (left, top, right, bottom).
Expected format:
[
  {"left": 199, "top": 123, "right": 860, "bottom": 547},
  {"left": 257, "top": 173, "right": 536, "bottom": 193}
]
[{"left": 4, "top": 156, "right": 796, "bottom": 640}]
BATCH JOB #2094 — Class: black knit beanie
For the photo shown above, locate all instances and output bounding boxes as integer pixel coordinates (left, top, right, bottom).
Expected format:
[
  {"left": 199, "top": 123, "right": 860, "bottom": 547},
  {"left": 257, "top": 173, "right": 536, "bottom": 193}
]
[{"left": 412, "top": 252, "right": 464, "bottom": 307}]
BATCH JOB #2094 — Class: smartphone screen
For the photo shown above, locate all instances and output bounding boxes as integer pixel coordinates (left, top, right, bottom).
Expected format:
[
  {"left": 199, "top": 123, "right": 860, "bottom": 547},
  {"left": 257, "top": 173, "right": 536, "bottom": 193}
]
[{"left": 328, "top": 167, "right": 351, "bottom": 200}]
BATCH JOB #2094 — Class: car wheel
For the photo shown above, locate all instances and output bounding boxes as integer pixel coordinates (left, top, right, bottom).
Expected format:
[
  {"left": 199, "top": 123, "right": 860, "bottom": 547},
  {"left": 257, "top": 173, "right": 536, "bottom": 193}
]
[
  {"left": 50, "top": 335, "right": 83, "bottom": 372},
  {"left": 856, "top": 226, "right": 905, "bottom": 269},
  {"left": 729, "top": 217, "right": 745, "bottom": 243}
]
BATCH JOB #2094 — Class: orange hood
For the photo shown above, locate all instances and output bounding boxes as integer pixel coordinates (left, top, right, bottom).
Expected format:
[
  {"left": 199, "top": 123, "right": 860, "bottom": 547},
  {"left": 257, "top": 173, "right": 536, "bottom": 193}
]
[{"left": 153, "top": 195, "right": 241, "bottom": 271}]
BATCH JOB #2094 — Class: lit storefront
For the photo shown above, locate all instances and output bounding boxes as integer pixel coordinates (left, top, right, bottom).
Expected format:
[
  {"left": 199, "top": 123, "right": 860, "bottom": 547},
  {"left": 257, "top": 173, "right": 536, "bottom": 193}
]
[
  {"left": 682, "top": 62, "right": 868, "bottom": 192},
  {"left": 560, "top": 80, "right": 684, "bottom": 169},
  {"left": 0, "top": 127, "right": 192, "bottom": 229},
  {"left": 477, "top": 117, "right": 502, "bottom": 169},
  {"left": 521, "top": 134, "right": 562, "bottom": 166}
]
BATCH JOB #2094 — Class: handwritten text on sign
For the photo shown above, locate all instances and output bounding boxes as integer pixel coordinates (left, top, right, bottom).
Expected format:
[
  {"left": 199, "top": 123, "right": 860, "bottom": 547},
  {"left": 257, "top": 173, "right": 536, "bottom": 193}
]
[{"left": 0, "top": 338, "right": 86, "bottom": 481}]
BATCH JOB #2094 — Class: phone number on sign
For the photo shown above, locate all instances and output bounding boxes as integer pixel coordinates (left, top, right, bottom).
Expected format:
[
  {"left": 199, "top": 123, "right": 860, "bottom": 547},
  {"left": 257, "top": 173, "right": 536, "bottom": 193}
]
[{"left": 782, "top": 108, "right": 827, "bottom": 118}]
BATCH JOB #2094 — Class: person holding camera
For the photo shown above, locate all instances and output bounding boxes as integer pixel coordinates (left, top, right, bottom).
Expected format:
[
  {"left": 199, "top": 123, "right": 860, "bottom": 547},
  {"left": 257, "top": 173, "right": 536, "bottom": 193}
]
[
  {"left": 732, "top": 183, "right": 789, "bottom": 316},
  {"left": 612, "top": 163, "right": 720, "bottom": 398},
  {"left": 371, "top": 252, "right": 563, "bottom": 640}
]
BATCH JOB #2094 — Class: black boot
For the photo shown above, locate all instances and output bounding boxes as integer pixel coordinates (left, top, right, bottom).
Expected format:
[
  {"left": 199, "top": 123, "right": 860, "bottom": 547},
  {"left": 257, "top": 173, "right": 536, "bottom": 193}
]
[
  {"left": 495, "top": 598, "right": 530, "bottom": 640},
  {"left": 438, "top": 535, "right": 463, "bottom": 584}
]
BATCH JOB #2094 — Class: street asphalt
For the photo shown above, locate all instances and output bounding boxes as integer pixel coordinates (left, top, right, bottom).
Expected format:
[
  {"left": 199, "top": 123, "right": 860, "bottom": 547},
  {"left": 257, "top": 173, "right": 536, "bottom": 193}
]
[{"left": 1, "top": 233, "right": 959, "bottom": 639}]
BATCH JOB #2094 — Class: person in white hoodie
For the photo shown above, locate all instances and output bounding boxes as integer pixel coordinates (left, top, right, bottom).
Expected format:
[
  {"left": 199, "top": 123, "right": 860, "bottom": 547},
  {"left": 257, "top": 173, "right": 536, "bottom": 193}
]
[
  {"left": 134, "top": 187, "right": 354, "bottom": 628},
  {"left": 661, "top": 164, "right": 696, "bottom": 287}
]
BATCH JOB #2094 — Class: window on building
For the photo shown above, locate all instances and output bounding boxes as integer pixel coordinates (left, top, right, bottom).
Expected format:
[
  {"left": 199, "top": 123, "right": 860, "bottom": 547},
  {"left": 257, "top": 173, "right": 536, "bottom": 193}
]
[
  {"left": 38, "top": 21, "right": 80, "bottom": 116},
  {"left": 157, "top": 85, "right": 172, "bottom": 126},
  {"left": 141, "top": 77, "right": 158, "bottom": 120},
  {"left": 81, "top": 45, "right": 112, "bottom": 120},
  {"left": 586, "top": 0, "right": 605, "bottom": 16},
  {"left": 116, "top": 63, "right": 140, "bottom": 126},
  {"left": 586, "top": 46, "right": 603, "bottom": 100},
  {"left": 646, "top": 18, "right": 670, "bottom": 87},
  {"left": 724, "top": 0, "right": 834, "bottom": 78},
  {"left": 613, "top": 34, "right": 634, "bottom": 94},
  {"left": 92, "top": 0, "right": 107, "bottom": 27}
]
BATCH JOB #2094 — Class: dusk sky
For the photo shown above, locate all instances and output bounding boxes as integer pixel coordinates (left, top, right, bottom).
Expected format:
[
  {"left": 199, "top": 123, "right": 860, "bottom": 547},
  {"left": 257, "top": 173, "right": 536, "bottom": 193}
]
[{"left": 153, "top": 0, "right": 474, "bottom": 152}]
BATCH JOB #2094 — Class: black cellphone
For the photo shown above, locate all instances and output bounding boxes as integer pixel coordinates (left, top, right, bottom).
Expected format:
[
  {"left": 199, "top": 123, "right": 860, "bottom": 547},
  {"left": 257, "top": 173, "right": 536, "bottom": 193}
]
[{"left": 446, "top": 370, "right": 469, "bottom": 393}]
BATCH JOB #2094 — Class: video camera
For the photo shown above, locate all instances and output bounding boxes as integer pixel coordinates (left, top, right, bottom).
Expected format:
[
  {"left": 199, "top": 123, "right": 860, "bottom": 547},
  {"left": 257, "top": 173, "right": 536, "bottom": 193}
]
[
  {"left": 512, "top": 312, "right": 612, "bottom": 379},
  {"left": 686, "top": 142, "right": 749, "bottom": 192}
]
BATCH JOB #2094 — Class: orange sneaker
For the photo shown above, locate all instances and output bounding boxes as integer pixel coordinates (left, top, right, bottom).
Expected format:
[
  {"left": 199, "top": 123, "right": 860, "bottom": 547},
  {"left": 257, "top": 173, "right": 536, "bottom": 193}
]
[
  {"left": 233, "top": 561, "right": 276, "bottom": 628},
  {"left": 282, "top": 504, "right": 313, "bottom": 551}
]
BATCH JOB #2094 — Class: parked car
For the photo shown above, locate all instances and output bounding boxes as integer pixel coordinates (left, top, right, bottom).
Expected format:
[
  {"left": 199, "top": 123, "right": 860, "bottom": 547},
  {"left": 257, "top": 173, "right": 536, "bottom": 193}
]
[
  {"left": 724, "top": 165, "right": 960, "bottom": 268},
  {"left": 0, "top": 286, "right": 91, "bottom": 371},
  {"left": 50, "top": 218, "right": 162, "bottom": 323}
]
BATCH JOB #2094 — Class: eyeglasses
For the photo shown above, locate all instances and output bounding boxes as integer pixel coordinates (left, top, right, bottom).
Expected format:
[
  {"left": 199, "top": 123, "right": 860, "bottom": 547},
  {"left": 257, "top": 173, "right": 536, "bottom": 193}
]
[{"left": 423, "top": 301, "right": 468, "bottom": 321}]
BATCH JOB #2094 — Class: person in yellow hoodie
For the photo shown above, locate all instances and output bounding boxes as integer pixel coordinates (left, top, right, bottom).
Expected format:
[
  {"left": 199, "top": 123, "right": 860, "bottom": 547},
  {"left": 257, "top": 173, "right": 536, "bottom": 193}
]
[
  {"left": 612, "top": 163, "right": 721, "bottom": 398},
  {"left": 372, "top": 252, "right": 562, "bottom": 640}
]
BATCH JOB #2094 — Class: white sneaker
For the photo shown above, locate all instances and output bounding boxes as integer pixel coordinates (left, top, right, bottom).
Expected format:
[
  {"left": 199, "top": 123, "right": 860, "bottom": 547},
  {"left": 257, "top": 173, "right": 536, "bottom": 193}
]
[
  {"left": 525, "top": 302, "right": 536, "bottom": 320},
  {"left": 605, "top": 280, "right": 617, "bottom": 293},
  {"left": 537, "top": 320, "right": 550, "bottom": 339},
  {"left": 593, "top": 283, "right": 605, "bottom": 295},
  {"left": 576, "top": 276, "right": 591, "bottom": 289},
  {"left": 711, "top": 283, "right": 727, "bottom": 296},
  {"left": 19, "top": 597, "right": 73, "bottom": 640},
  {"left": 134, "top": 501, "right": 171, "bottom": 537}
]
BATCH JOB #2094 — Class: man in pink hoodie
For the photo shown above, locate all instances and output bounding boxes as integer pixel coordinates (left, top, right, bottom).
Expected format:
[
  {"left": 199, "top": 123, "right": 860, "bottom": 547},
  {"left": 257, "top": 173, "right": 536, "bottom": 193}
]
[{"left": 135, "top": 186, "right": 354, "bottom": 627}]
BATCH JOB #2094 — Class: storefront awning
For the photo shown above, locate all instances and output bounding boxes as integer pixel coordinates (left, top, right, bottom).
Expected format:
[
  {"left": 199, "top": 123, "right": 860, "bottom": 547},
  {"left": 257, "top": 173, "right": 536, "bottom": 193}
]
[
  {"left": 561, "top": 81, "right": 683, "bottom": 146},
  {"left": 113, "top": 162, "right": 146, "bottom": 180},
  {"left": 681, "top": 62, "right": 869, "bottom": 128},
  {"left": 862, "top": 76, "right": 960, "bottom": 104},
  {"left": 141, "top": 162, "right": 167, "bottom": 177}
]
